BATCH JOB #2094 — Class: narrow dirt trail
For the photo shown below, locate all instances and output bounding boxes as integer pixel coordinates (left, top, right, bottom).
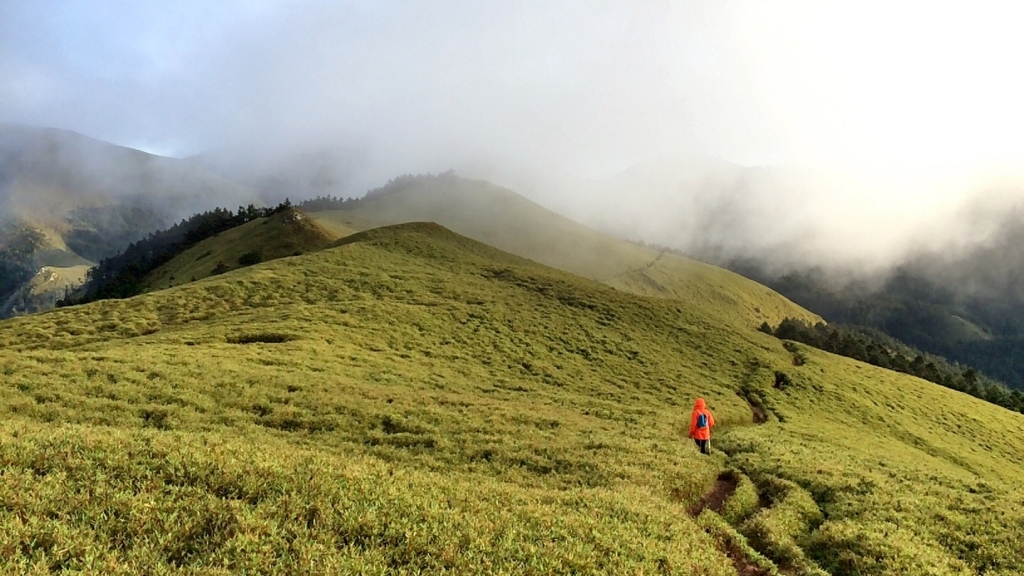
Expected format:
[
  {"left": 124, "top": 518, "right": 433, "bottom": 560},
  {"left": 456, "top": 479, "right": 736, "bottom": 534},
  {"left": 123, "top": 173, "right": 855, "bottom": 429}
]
[
  {"left": 688, "top": 472, "right": 771, "bottom": 576},
  {"left": 604, "top": 251, "right": 665, "bottom": 282},
  {"left": 727, "top": 545, "right": 773, "bottom": 576},
  {"left": 688, "top": 472, "right": 738, "bottom": 516}
]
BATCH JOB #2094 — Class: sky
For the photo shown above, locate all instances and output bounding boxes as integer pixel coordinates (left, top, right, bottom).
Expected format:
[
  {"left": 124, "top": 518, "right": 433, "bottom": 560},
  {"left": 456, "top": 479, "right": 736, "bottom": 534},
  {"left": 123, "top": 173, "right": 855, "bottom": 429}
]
[{"left": 3, "top": 0, "right": 1024, "bottom": 265}]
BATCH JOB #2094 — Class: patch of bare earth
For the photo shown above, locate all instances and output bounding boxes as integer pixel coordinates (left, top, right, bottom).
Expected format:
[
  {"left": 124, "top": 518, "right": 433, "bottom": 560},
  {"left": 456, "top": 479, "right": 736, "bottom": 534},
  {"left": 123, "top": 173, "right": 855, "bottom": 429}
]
[
  {"left": 750, "top": 402, "right": 767, "bottom": 424},
  {"left": 688, "top": 472, "right": 738, "bottom": 516}
]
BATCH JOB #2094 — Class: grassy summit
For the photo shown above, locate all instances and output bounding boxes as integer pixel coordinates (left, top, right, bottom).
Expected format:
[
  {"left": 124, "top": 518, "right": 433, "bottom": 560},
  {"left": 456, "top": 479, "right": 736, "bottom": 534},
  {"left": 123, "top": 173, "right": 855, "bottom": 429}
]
[{"left": 2, "top": 223, "right": 1023, "bottom": 574}]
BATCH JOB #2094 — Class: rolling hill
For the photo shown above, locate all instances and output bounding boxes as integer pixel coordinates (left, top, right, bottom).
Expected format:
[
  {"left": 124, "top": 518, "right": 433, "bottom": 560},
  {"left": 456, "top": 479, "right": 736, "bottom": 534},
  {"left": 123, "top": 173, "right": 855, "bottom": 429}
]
[
  {"left": 2, "top": 222, "right": 1023, "bottom": 574},
  {"left": 0, "top": 123, "right": 261, "bottom": 317},
  {"left": 305, "top": 174, "right": 819, "bottom": 330},
  {"left": 66, "top": 172, "right": 814, "bottom": 338},
  {"left": 142, "top": 208, "right": 336, "bottom": 290},
  {"left": 104, "top": 172, "right": 814, "bottom": 331}
]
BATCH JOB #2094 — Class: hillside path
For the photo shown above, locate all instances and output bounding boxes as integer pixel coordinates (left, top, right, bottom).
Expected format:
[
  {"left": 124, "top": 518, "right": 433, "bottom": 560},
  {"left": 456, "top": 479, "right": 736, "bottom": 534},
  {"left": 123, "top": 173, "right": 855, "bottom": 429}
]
[
  {"left": 688, "top": 472, "right": 738, "bottom": 516},
  {"left": 688, "top": 472, "right": 771, "bottom": 576}
]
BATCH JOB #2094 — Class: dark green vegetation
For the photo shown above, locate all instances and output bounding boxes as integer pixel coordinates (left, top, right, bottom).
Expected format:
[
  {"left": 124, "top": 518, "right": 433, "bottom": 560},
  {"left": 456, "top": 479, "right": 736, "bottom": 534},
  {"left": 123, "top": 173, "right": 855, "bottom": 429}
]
[
  {"left": 762, "top": 319, "right": 1024, "bottom": 414},
  {"left": 62, "top": 203, "right": 331, "bottom": 304},
  {"left": 0, "top": 226, "right": 44, "bottom": 304},
  {"left": 730, "top": 225, "right": 1024, "bottom": 389},
  {"left": 2, "top": 221, "right": 1024, "bottom": 574}
]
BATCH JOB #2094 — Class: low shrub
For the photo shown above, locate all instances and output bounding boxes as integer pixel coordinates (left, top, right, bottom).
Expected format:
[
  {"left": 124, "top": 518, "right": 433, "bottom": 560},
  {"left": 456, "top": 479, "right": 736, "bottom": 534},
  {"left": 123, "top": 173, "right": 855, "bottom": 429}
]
[
  {"left": 227, "top": 332, "right": 299, "bottom": 344},
  {"left": 720, "top": 471, "right": 761, "bottom": 525},
  {"left": 238, "top": 250, "right": 264, "bottom": 267}
]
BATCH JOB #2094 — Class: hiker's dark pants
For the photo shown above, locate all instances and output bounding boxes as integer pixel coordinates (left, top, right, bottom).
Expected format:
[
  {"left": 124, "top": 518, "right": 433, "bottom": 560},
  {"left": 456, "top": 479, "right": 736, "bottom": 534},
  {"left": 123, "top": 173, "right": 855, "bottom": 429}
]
[{"left": 694, "top": 439, "right": 710, "bottom": 455}]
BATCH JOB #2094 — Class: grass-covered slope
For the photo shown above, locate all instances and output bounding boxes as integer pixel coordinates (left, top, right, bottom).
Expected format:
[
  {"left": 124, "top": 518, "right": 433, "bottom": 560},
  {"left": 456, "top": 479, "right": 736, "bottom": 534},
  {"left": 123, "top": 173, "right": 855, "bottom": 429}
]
[
  {"left": 1, "top": 223, "right": 1023, "bottom": 574},
  {"left": 143, "top": 208, "right": 336, "bottom": 290},
  {"left": 308, "top": 176, "right": 820, "bottom": 329}
]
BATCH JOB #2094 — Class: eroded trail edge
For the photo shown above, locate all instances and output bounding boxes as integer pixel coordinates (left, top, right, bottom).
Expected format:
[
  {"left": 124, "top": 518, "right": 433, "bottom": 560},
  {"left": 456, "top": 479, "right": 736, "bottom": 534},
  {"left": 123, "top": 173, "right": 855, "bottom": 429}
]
[
  {"left": 688, "top": 472, "right": 772, "bottom": 576},
  {"left": 688, "top": 472, "right": 738, "bottom": 517}
]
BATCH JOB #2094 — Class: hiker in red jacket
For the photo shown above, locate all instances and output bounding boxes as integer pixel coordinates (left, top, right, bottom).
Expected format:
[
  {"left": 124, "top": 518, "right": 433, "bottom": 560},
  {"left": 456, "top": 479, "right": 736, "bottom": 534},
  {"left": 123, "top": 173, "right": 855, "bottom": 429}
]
[{"left": 689, "top": 398, "right": 715, "bottom": 455}]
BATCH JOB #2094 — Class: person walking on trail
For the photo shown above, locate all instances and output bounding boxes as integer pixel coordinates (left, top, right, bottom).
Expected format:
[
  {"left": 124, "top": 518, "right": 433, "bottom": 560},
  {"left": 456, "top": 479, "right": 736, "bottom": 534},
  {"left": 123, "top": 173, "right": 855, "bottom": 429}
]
[{"left": 689, "top": 398, "right": 715, "bottom": 455}]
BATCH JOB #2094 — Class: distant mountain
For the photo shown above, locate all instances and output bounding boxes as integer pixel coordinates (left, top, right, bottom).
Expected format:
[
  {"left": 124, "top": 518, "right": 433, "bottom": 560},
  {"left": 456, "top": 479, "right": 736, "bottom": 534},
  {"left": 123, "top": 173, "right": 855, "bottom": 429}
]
[
  {"left": 0, "top": 123, "right": 261, "bottom": 316},
  {"left": 725, "top": 205, "right": 1024, "bottom": 389}
]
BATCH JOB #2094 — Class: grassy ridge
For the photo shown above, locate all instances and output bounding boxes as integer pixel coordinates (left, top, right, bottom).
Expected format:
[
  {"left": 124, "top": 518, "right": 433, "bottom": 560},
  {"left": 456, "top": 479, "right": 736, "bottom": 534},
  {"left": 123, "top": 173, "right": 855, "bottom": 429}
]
[
  {"left": 2, "top": 223, "right": 1023, "bottom": 574},
  {"left": 307, "top": 176, "right": 821, "bottom": 329},
  {"left": 143, "top": 208, "right": 336, "bottom": 290}
]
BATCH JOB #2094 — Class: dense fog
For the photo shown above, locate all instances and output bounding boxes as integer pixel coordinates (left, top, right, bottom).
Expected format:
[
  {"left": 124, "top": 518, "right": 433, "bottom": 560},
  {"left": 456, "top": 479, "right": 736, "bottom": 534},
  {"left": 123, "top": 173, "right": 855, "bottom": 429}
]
[{"left": 3, "top": 1, "right": 1024, "bottom": 272}]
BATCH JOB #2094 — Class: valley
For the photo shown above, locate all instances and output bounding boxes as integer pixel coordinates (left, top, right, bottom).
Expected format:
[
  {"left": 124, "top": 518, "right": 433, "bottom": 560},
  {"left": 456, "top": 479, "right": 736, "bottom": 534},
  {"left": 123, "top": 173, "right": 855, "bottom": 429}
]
[{"left": 0, "top": 123, "right": 262, "bottom": 316}]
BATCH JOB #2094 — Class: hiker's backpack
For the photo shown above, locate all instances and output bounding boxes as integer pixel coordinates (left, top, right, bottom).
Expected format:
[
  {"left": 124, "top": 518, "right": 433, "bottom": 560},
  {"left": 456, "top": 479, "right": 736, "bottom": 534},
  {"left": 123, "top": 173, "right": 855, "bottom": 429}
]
[{"left": 697, "top": 413, "right": 708, "bottom": 429}]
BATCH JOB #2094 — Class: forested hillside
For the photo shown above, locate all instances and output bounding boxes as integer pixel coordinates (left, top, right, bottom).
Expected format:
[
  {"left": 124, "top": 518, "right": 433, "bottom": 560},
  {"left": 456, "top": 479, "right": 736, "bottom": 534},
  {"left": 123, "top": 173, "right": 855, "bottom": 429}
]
[
  {"left": 62, "top": 203, "right": 298, "bottom": 304},
  {"left": 730, "top": 250, "right": 1024, "bottom": 390},
  {"left": 762, "top": 318, "right": 1024, "bottom": 413}
]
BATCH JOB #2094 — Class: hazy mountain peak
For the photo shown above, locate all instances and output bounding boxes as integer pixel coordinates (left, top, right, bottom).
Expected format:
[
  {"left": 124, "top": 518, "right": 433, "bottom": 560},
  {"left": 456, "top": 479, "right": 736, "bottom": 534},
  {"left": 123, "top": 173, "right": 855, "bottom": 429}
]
[{"left": 0, "top": 125, "right": 263, "bottom": 316}]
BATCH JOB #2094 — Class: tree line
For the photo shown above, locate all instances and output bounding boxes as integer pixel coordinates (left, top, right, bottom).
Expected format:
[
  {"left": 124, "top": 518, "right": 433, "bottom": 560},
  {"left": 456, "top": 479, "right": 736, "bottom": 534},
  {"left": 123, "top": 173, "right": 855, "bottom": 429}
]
[
  {"left": 762, "top": 318, "right": 1024, "bottom": 414},
  {"left": 728, "top": 262, "right": 1024, "bottom": 390},
  {"left": 60, "top": 201, "right": 294, "bottom": 306},
  {"left": 295, "top": 170, "right": 457, "bottom": 212},
  {"left": 623, "top": 240, "right": 1024, "bottom": 392}
]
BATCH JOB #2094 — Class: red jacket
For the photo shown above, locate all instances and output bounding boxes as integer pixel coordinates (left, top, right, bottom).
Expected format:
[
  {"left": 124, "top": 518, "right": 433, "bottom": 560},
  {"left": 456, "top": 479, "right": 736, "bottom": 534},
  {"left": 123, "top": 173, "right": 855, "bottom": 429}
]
[{"left": 689, "top": 398, "right": 715, "bottom": 440}]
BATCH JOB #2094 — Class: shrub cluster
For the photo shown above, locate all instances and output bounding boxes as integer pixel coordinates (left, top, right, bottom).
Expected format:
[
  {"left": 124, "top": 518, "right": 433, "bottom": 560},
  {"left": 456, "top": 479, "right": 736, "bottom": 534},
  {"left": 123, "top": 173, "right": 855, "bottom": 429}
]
[
  {"left": 237, "top": 250, "right": 263, "bottom": 267},
  {"left": 226, "top": 332, "right": 299, "bottom": 344}
]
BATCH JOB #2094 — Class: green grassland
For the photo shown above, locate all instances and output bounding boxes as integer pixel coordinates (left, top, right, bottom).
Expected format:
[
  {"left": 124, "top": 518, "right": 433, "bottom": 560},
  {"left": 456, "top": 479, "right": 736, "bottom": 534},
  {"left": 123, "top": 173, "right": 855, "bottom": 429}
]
[
  {"left": 143, "top": 209, "right": 336, "bottom": 290},
  {"left": 2, "top": 223, "right": 1023, "bottom": 574},
  {"left": 307, "top": 177, "right": 821, "bottom": 330}
]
